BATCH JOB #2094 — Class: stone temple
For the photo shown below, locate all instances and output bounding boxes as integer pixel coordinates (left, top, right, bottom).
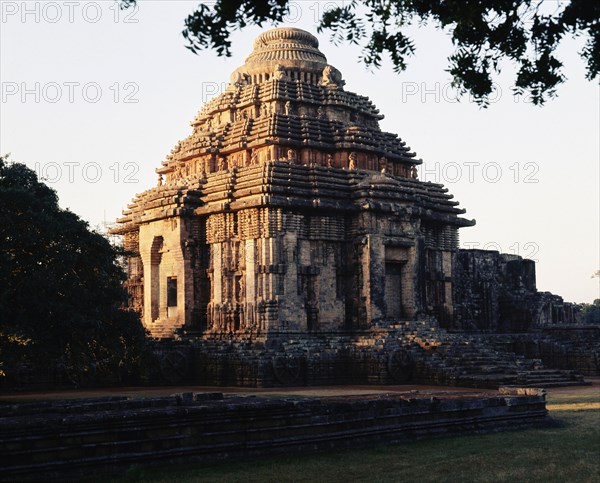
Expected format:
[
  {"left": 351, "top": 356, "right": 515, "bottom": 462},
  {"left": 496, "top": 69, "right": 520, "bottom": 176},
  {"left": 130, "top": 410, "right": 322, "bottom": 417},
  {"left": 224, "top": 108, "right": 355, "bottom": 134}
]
[
  {"left": 113, "top": 28, "right": 598, "bottom": 386},
  {"left": 115, "top": 27, "right": 474, "bottom": 334}
]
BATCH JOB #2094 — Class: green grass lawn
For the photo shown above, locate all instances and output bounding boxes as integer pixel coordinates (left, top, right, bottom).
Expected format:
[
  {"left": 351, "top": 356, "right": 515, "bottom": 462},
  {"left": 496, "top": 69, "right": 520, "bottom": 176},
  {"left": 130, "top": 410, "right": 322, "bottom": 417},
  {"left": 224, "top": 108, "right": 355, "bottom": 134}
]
[{"left": 111, "top": 387, "right": 600, "bottom": 483}]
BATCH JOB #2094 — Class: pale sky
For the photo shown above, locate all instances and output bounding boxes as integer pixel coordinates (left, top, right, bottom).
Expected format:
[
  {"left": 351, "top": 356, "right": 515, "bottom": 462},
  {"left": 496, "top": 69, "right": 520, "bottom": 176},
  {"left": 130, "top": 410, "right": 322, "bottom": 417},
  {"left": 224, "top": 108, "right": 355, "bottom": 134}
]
[{"left": 1, "top": 1, "right": 598, "bottom": 303}]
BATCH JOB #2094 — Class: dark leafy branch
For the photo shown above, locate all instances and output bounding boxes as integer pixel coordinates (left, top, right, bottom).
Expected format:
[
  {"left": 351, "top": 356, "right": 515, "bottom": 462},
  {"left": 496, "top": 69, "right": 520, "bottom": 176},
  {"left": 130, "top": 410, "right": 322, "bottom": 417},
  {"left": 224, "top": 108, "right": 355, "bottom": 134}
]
[
  {"left": 182, "top": 0, "right": 290, "bottom": 57},
  {"left": 119, "top": 0, "right": 598, "bottom": 106}
]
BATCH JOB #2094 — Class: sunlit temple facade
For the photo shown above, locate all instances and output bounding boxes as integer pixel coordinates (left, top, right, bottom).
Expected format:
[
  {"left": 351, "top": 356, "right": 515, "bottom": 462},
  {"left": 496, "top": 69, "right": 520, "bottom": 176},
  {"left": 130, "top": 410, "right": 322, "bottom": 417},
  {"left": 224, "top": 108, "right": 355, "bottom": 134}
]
[{"left": 113, "top": 28, "right": 476, "bottom": 338}]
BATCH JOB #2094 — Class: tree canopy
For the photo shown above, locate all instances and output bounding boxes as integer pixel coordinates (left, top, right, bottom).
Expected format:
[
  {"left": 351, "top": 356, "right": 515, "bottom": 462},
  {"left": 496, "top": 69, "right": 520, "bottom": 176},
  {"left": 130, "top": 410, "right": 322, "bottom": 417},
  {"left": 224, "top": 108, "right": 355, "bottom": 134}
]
[
  {"left": 119, "top": 0, "right": 599, "bottom": 106},
  {"left": 580, "top": 299, "right": 600, "bottom": 325},
  {"left": 0, "top": 157, "right": 147, "bottom": 386}
]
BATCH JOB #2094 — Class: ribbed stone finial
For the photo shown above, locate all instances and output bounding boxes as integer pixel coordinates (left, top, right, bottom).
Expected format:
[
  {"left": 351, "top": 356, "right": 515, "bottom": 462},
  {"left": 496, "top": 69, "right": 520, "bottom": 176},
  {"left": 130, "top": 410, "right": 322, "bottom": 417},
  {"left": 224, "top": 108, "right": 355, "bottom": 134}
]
[
  {"left": 252, "top": 27, "right": 320, "bottom": 51},
  {"left": 231, "top": 27, "right": 331, "bottom": 84}
]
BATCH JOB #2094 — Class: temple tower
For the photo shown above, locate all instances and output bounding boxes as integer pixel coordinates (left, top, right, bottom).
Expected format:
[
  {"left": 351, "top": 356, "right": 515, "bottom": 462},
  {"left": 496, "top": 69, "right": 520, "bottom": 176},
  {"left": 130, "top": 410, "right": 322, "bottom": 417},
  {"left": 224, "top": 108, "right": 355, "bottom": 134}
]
[{"left": 113, "top": 28, "right": 474, "bottom": 338}]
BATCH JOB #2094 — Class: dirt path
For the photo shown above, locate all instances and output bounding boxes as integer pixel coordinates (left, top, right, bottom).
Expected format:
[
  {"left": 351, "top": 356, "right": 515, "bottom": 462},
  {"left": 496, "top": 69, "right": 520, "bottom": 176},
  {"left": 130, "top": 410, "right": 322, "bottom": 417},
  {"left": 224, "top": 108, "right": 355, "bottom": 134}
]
[
  {"left": 0, "top": 383, "right": 497, "bottom": 402},
  {"left": 1, "top": 378, "right": 597, "bottom": 403}
]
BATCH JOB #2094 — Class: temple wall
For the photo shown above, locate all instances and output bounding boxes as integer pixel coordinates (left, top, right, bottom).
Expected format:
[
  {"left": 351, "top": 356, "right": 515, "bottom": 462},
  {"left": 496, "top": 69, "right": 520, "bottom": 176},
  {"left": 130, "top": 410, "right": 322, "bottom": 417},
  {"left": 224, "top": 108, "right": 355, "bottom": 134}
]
[
  {"left": 124, "top": 170, "right": 472, "bottom": 339},
  {"left": 451, "top": 249, "right": 578, "bottom": 333},
  {"left": 204, "top": 208, "right": 353, "bottom": 335},
  {"left": 138, "top": 218, "right": 191, "bottom": 332}
]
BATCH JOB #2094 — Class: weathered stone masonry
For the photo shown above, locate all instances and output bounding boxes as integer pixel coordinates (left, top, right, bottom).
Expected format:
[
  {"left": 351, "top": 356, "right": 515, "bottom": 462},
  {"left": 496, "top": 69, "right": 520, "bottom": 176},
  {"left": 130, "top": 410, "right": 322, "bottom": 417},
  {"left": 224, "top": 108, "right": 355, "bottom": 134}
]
[{"left": 113, "top": 28, "right": 473, "bottom": 339}]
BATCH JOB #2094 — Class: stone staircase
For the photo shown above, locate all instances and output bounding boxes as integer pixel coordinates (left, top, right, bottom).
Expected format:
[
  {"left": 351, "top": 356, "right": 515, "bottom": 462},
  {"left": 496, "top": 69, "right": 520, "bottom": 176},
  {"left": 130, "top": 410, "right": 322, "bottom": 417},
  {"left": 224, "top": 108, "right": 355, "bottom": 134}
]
[
  {"left": 425, "top": 339, "right": 585, "bottom": 388},
  {"left": 342, "top": 320, "right": 587, "bottom": 389},
  {"left": 486, "top": 330, "right": 600, "bottom": 377},
  {"left": 148, "top": 317, "right": 182, "bottom": 339},
  {"left": 278, "top": 321, "right": 586, "bottom": 388},
  {"left": 379, "top": 322, "right": 587, "bottom": 388}
]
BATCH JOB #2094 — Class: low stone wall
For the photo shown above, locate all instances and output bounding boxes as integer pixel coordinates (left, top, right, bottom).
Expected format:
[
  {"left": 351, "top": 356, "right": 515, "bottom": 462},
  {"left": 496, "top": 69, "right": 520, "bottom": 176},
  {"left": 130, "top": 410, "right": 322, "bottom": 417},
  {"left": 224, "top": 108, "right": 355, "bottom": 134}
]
[{"left": 0, "top": 389, "right": 549, "bottom": 481}]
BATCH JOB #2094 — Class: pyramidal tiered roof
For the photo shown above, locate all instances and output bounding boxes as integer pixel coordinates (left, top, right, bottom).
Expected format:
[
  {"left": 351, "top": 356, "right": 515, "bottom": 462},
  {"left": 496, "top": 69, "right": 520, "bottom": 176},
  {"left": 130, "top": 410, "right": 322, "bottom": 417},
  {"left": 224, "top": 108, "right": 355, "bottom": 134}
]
[
  {"left": 114, "top": 27, "right": 474, "bottom": 234},
  {"left": 156, "top": 27, "right": 421, "bottom": 182}
]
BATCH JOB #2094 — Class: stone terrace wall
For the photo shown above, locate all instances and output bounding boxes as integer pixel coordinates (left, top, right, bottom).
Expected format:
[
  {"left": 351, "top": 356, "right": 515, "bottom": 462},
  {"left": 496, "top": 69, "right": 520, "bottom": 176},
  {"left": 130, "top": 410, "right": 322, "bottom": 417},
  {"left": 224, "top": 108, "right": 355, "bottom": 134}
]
[
  {"left": 157, "top": 321, "right": 585, "bottom": 389},
  {"left": 0, "top": 390, "right": 549, "bottom": 481}
]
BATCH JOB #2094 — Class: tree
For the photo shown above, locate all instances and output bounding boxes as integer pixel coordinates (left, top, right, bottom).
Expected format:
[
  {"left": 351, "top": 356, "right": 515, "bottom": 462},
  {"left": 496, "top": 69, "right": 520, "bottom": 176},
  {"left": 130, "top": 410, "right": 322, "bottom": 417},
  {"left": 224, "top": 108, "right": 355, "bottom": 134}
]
[
  {"left": 580, "top": 299, "right": 600, "bottom": 325},
  {"left": 0, "top": 156, "right": 148, "bottom": 386},
  {"left": 119, "top": 0, "right": 599, "bottom": 106}
]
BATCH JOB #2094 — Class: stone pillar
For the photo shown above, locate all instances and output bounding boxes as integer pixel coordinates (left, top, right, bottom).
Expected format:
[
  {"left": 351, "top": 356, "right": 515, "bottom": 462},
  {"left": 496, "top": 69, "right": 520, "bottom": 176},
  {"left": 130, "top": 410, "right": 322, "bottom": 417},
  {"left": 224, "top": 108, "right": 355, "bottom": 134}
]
[
  {"left": 244, "top": 239, "right": 256, "bottom": 300},
  {"left": 414, "top": 237, "right": 427, "bottom": 318},
  {"left": 276, "top": 232, "right": 297, "bottom": 330},
  {"left": 181, "top": 249, "right": 198, "bottom": 329},
  {"left": 244, "top": 238, "right": 256, "bottom": 330},
  {"left": 442, "top": 250, "right": 454, "bottom": 320},
  {"left": 213, "top": 243, "right": 223, "bottom": 304},
  {"left": 359, "top": 234, "right": 385, "bottom": 327},
  {"left": 318, "top": 242, "right": 345, "bottom": 330},
  {"left": 401, "top": 245, "right": 418, "bottom": 319}
]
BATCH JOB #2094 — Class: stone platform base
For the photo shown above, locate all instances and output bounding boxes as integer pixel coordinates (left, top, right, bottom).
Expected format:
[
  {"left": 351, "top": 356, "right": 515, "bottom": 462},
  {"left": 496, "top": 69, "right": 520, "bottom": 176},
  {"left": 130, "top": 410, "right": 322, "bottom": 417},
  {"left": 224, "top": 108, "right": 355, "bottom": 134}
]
[
  {"left": 155, "top": 323, "right": 588, "bottom": 388},
  {"left": 0, "top": 388, "right": 549, "bottom": 481}
]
